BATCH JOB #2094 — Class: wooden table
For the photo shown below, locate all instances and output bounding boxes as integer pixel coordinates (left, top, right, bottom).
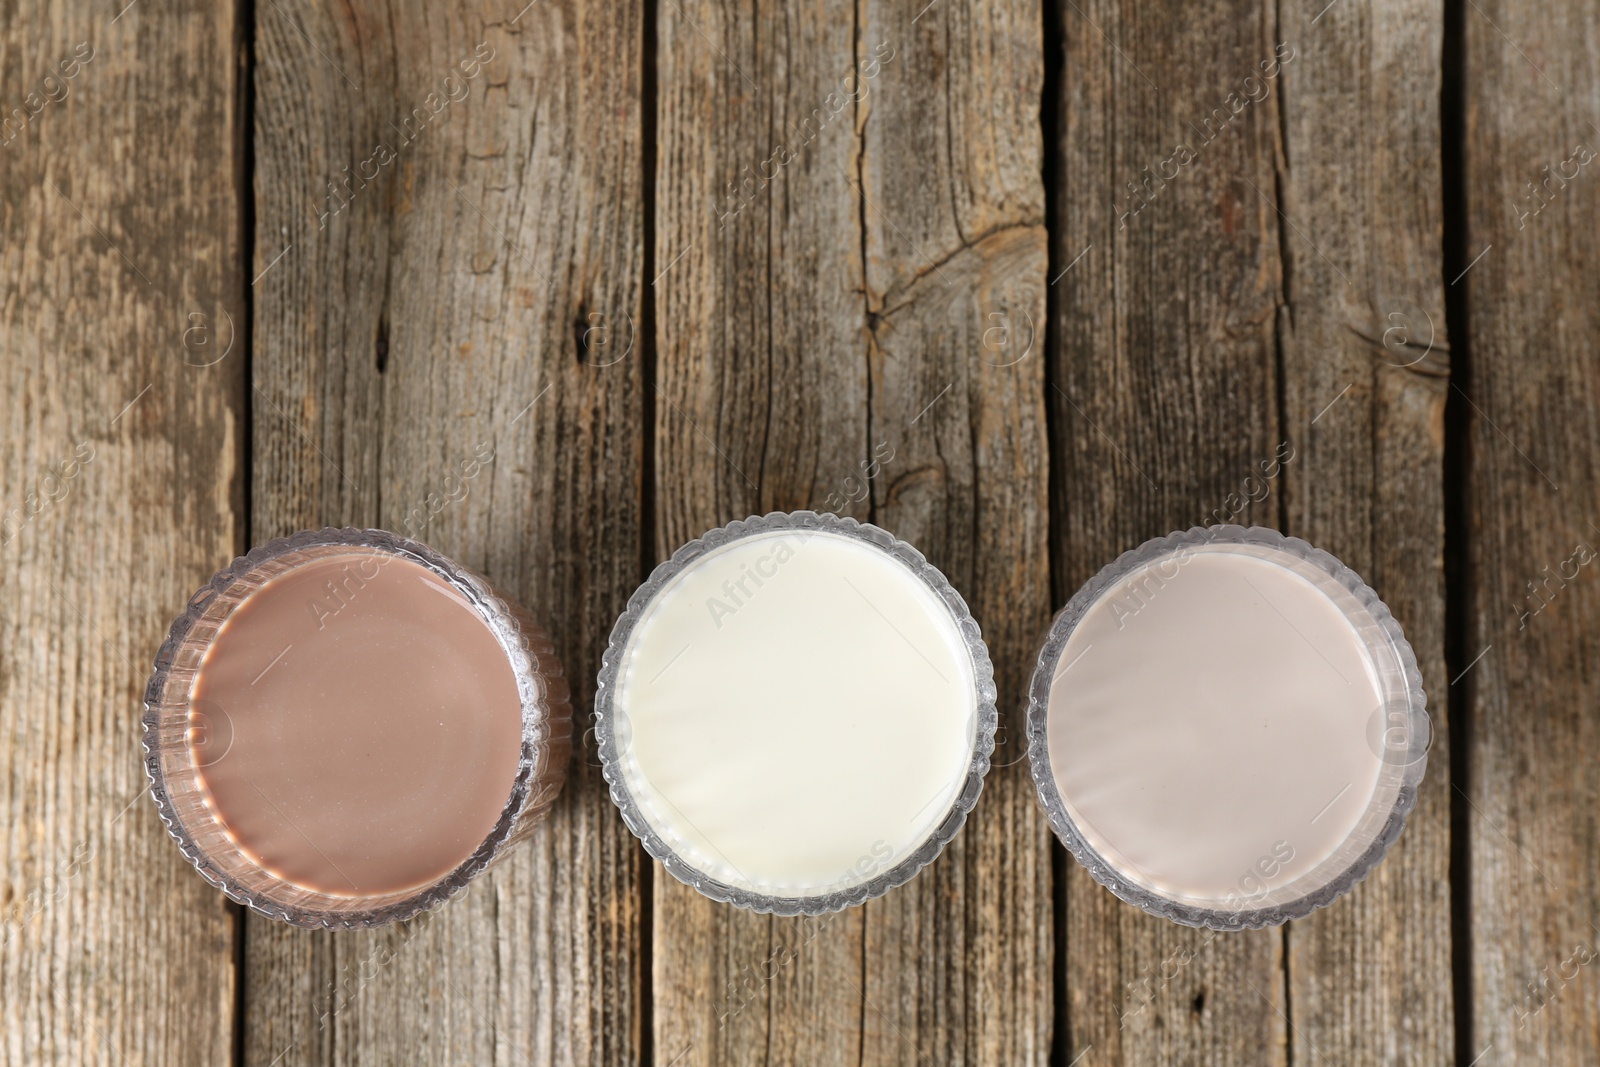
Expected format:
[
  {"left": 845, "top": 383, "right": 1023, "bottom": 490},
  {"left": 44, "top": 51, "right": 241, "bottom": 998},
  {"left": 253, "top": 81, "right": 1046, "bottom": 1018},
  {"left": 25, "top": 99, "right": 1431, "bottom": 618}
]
[{"left": 2, "top": 0, "right": 1594, "bottom": 1062}]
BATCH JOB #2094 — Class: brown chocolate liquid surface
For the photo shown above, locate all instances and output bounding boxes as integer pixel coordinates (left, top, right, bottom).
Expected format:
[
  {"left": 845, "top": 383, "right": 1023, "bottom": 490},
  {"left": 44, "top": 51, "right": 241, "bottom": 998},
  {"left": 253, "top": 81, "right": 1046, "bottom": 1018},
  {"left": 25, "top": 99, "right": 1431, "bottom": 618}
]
[{"left": 191, "top": 550, "right": 523, "bottom": 896}]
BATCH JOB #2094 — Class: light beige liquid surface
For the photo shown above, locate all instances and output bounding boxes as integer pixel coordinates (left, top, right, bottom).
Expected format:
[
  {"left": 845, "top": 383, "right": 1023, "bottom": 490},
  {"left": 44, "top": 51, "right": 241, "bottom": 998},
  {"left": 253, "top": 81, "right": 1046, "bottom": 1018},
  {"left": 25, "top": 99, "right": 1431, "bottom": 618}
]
[
  {"left": 1047, "top": 546, "right": 1385, "bottom": 903},
  {"left": 613, "top": 529, "right": 977, "bottom": 897},
  {"left": 191, "top": 550, "right": 523, "bottom": 896}
]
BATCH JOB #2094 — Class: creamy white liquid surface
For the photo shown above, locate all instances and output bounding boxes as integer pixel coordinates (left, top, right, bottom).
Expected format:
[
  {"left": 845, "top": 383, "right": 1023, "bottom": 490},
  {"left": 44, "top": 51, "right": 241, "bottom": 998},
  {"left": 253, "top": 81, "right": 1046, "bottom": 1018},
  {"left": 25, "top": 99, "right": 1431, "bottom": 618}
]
[
  {"left": 612, "top": 528, "right": 977, "bottom": 898},
  {"left": 1047, "top": 546, "right": 1386, "bottom": 905}
]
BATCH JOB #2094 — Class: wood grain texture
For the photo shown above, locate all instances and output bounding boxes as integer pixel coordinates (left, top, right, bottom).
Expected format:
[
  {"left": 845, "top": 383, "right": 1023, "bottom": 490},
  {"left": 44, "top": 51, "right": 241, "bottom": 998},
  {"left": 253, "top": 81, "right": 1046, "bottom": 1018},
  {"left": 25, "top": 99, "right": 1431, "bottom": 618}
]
[
  {"left": 1049, "top": 1, "right": 1288, "bottom": 1063},
  {"left": 24, "top": 0, "right": 1600, "bottom": 1060},
  {"left": 1275, "top": 2, "right": 1456, "bottom": 1065},
  {"left": 857, "top": 0, "right": 1052, "bottom": 1063},
  {"left": 1463, "top": 0, "right": 1600, "bottom": 1062},
  {"left": 0, "top": 2, "right": 244, "bottom": 1064},
  {"left": 651, "top": 2, "right": 870, "bottom": 1063},
  {"left": 650, "top": 0, "right": 1051, "bottom": 1063},
  {"left": 245, "top": 1, "right": 645, "bottom": 1064}
]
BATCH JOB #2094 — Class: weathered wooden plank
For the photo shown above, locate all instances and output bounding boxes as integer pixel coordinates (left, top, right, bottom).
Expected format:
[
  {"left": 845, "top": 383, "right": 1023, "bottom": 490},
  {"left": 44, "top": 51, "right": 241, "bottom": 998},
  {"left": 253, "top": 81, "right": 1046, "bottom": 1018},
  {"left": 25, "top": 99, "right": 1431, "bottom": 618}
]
[
  {"left": 650, "top": 3, "right": 870, "bottom": 1063},
  {"left": 0, "top": 3, "right": 244, "bottom": 1064},
  {"left": 652, "top": 1, "right": 1050, "bottom": 1063},
  {"left": 1275, "top": 1, "right": 1455, "bottom": 1063},
  {"left": 649, "top": 0, "right": 1049, "bottom": 1062},
  {"left": 245, "top": 2, "right": 645, "bottom": 1063},
  {"left": 856, "top": 0, "right": 1053, "bottom": 1063},
  {"left": 1463, "top": 2, "right": 1600, "bottom": 1062},
  {"left": 1049, "top": 1, "right": 1289, "bottom": 1062}
]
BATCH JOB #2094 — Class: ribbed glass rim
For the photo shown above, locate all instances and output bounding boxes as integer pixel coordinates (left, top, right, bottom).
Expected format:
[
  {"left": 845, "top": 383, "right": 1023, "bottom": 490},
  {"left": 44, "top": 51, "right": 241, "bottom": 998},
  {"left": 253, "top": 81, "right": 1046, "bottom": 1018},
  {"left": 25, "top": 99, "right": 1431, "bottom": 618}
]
[
  {"left": 1026, "top": 525, "right": 1430, "bottom": 931},
  {"left": 595, "top": 511, "right": 998, "bottom": 915},
  {"left": 141, "top": 527, "right": 571, "bottom": 928}
]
